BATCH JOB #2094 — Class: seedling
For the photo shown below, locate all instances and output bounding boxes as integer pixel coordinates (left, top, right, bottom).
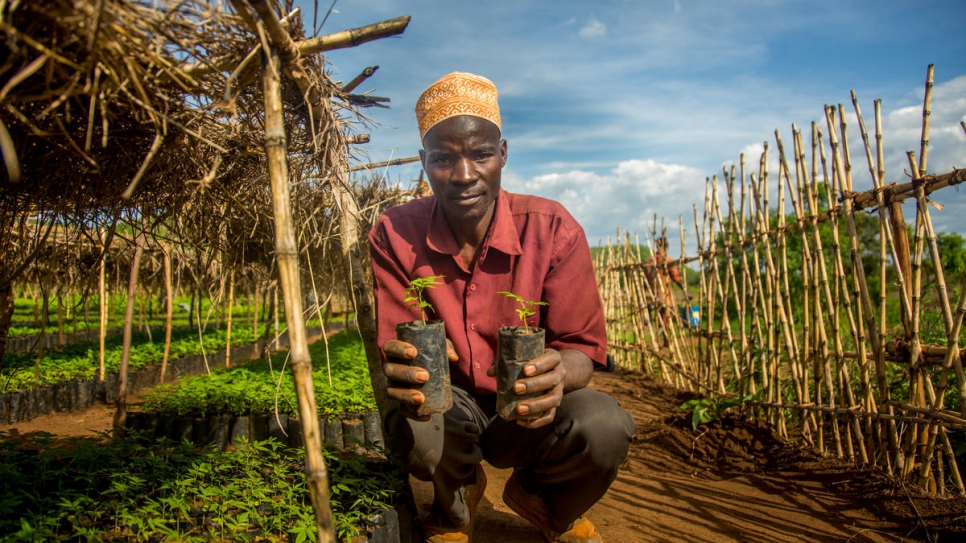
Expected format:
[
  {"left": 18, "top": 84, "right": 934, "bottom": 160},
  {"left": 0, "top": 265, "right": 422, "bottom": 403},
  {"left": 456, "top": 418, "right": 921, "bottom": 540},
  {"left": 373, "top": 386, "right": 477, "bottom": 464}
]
[
  {"left": 498, "top": 291, "right": 548, "bottom": 334},
  {"left": 404, "top": 275, "right": 445, "bottom": 325},
  {"left": 679, "top": 393, "right": 755, "bottom": 430}
]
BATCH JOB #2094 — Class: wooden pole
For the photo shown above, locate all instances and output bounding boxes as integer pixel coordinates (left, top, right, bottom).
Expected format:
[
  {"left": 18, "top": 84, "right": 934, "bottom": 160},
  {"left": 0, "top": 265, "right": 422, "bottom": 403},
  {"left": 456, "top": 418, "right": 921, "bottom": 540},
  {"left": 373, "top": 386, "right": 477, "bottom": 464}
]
[
  {"left": 181, "top": 16, "right": 411, "bottom": 77},
  {"left": 112, "top": 222, "right": 147, "bottom": 433},
  {"left": 226, "top": 268, "right": 234, "bottom": 367},
  {"left": 0, "top": 282, "right": 13, "bottom": 372},
  {"left": 160, "top": 246, "right": 173, "bottom": 383},
  {"left": 99, "top": 231, "right": 107, "bottom": 380},
  {"left": 260, "top": 42, "right": 336, "bottom": 543},
  {"left": 826, "top": 104, "right": 899, "bottom": 469}
]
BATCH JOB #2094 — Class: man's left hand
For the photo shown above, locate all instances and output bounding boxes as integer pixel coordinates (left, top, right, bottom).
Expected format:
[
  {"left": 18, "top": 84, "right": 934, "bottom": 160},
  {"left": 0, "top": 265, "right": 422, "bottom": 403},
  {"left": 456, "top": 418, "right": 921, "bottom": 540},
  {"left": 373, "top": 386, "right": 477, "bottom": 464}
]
[{"left": 486, "top": 348, "right": 564, "bottom": 429}]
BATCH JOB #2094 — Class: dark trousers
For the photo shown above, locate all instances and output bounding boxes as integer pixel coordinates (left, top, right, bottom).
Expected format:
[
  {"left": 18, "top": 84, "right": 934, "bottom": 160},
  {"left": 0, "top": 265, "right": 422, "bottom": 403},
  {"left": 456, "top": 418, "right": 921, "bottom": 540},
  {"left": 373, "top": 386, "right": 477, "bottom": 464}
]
[{"left": 385, "top": 386, "right": 636, "bottom": 532}]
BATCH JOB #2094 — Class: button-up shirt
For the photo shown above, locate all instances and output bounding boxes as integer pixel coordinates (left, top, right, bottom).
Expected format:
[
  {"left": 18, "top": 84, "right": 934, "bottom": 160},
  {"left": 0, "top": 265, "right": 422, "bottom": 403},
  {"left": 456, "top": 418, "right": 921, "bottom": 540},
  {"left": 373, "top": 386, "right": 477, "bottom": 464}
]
[{"left": 368, "top": 189, "right": 606, "bottom": 396}]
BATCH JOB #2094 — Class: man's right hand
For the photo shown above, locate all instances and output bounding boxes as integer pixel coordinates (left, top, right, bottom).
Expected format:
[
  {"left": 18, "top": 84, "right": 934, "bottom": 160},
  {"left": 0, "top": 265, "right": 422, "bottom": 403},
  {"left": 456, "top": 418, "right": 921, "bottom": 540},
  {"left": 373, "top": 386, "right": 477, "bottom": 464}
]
[{"left": 382, "top": 338, "right": 458, "bottom": 421}]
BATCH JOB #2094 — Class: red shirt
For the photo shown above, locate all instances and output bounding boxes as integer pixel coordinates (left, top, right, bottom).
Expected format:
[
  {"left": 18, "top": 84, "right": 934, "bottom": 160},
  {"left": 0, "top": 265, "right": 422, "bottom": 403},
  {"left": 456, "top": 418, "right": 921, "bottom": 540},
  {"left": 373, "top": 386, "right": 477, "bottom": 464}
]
[{"left": 368, "top": 189, "right": 607, "bottom": 396}]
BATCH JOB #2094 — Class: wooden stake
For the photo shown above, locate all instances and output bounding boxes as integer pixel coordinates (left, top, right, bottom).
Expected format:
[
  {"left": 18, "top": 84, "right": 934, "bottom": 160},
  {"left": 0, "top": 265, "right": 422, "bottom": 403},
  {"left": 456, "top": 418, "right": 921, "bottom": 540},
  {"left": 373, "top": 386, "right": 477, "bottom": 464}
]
[
  {"left": 99, "top": 231, "right": 107, "bottom": 380},
  {"left": 226, "top": 268, "right": 234, "bottom": 367},
  {"left": 259, "top": 40, "right": 335, "bottom": 543},
  {"left": 161, "top": 244, "right": 173, "bottom": 383},
  {"left": 112, "top": 221, "right": 147, "bottom": 434}
]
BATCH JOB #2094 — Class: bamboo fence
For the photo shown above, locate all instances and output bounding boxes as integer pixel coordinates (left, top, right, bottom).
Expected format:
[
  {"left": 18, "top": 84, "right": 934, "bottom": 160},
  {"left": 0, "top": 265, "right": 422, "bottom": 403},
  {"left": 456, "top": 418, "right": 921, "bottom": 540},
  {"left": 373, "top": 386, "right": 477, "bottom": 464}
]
[{"left": 597, "top": 65, "right": 966, "bottom": 496}]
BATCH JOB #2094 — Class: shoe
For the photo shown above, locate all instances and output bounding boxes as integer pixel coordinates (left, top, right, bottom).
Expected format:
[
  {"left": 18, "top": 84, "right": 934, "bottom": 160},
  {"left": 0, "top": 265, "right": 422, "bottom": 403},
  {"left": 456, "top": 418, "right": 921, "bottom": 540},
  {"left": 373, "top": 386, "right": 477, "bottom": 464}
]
[
  {"left": 502, "top": 469, "right": 603, "bottom": 543},
  {"left": 423, "top": 464, "right": 488, "bottom": 543}
]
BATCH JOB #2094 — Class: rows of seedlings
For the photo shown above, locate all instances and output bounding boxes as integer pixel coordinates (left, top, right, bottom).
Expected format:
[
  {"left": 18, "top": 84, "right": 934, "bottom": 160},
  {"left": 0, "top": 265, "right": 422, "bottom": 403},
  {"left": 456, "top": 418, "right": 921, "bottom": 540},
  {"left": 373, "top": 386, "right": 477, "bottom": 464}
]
[
  {"left": 0, "top": 325, "right": 327, "bottom": 424},
  {"left": 0, "top": 432, "right": 404, "bottom": 542},
  {"left": 131, "top": 329, "right": 381, "bottom": 450},
  {"left": 1, "top": 327, "right": 405, "bottom": 542}
]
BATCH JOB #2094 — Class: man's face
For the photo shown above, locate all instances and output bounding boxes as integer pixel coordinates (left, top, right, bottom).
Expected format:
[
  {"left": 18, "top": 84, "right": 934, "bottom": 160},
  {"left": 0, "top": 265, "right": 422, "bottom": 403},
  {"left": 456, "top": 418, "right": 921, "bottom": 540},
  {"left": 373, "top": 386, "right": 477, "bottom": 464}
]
[{"left": 419, "top": 116, "right": 507, "bottom": 225}]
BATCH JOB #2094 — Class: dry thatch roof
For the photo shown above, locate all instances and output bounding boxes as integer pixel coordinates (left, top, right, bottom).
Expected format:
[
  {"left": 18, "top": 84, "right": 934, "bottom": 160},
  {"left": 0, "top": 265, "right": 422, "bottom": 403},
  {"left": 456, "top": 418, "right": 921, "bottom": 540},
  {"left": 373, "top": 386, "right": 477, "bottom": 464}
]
[{"left": 0, "top": 0, "right": 411, "bottom": 294}]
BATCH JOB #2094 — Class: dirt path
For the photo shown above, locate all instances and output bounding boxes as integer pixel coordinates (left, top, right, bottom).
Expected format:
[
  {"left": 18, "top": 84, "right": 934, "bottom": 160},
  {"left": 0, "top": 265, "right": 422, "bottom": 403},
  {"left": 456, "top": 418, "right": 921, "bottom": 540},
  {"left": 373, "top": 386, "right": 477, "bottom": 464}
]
[{"left": 3, "top": 369, "right": 963, "bottom": 542}]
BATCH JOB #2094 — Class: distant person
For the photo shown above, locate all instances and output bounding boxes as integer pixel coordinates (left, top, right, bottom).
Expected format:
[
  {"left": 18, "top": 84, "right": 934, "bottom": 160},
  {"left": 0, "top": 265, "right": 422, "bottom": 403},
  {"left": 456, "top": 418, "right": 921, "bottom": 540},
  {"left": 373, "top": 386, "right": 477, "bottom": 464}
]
[
  {"left": 644, "top": 237, "right": 684, "bottom": 344},
  {"left": 369, "top": 72, "right": 635, "bottom": 543}
]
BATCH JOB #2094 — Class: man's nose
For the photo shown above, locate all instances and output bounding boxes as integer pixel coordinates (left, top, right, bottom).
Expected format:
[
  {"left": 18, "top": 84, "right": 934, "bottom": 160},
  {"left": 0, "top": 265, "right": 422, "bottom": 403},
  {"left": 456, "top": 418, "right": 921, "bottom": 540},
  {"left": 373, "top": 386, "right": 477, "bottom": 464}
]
[{"left": 450, "top": 156, "right": 477, "bottom": 184}]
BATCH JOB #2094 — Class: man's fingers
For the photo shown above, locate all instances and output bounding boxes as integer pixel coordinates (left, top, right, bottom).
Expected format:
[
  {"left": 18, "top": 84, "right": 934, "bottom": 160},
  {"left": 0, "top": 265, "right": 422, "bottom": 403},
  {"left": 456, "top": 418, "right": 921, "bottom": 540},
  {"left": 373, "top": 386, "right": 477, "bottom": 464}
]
[
  {"left": 514, "top": 407, "right": 556, "bottom": 429},
  {"left": 522, "top": 349, "right": 561, "bottom": 377},
  {"left": 517, "top": 385, "right": 562, "bottom": 416},
  {"left": 446, "top": 339, "right": 459, "bottom": 362},
  {"left": 384, "top": 362, "right": 429, "bottom": 384},
  {"left": 387, "top": 387, "right": 425, "bottom": 406},
  {"left": 383, "top": 339, "right": 417, "bottom": 360},
  {"left": 513, "top": 368, "right": 564, "bottom": 395}
]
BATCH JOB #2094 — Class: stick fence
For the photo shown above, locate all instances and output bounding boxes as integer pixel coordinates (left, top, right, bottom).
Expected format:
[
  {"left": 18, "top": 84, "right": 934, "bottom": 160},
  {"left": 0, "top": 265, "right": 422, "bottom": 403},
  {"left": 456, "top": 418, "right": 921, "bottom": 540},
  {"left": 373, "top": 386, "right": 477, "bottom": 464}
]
[{"left": 597, "top": 65, "right": 966, "bottom": 495}]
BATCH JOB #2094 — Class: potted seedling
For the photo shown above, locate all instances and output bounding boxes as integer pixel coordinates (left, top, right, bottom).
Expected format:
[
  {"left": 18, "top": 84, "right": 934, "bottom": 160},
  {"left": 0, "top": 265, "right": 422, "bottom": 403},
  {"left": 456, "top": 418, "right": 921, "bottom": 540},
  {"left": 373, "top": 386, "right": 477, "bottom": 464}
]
[
  {"left": 495, "top": 291, "right": 548, "bottom": 421},
  {"left": 394, "top": 275, "right": 452, "bottom": 416}
]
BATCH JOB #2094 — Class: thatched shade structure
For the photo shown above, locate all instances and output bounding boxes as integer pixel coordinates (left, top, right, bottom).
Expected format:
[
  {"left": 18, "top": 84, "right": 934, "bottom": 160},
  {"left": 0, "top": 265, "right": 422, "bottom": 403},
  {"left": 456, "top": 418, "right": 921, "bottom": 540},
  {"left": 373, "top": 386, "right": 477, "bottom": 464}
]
[
  {"left": 1, "top": 1, "right": 413, "bottom": 539},
  {"left": 0, "top": 0, "right": 410, "bottom": 347}
]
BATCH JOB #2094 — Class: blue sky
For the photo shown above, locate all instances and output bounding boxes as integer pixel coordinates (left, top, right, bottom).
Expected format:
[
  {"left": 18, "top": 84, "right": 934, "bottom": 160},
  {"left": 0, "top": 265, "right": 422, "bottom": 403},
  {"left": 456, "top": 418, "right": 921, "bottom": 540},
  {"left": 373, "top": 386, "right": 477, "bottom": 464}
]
[{"left": 300, "top": 0, "right": 966, "bottom": 250}]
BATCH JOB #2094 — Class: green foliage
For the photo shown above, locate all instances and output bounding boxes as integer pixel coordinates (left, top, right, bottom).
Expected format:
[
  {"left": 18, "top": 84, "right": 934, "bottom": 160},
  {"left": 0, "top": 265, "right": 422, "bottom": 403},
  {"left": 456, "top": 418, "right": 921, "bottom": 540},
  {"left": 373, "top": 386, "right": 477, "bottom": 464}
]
[
  {"left": 404, "top": 275, "right": 444, "bottom": 325},
  {"left": 1, "top": 326, "right": 255, "bottom": 393},
  {"left": 679, "top": 394, "right": 755, "bottom": 430},
  {"left": 498, "top": 291, "right": 548, "bottom": 334},
  {"left": 0, "top": 431, "right": 405, "bottom": 542},
  {"left": 142, "top": 330, "right": 376, "bottom": 417},
  {"left": 6, "top": 294, "right": 255, "bottom": 338}
]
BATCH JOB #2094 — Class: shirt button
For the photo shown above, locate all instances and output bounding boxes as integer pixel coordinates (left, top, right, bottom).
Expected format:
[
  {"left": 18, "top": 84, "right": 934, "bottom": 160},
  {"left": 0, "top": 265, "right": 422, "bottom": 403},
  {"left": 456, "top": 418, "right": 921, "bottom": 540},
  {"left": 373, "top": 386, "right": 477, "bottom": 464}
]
[
  {"left": 469, "top": 284, "right": 477, "bottom": 291},
  {"left": 474, "top": 363, "right": 480, "bottom": 368},
  {"left": 470, "top": 324, "right": 477, "bottom": 331}
]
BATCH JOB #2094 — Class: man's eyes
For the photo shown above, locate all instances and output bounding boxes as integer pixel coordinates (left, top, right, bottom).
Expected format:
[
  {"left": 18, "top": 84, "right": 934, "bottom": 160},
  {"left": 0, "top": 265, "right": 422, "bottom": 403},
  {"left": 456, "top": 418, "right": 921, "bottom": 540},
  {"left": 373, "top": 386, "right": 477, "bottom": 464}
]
[{"left": 430, "top": 152, "right": 492, "bottom": 165}]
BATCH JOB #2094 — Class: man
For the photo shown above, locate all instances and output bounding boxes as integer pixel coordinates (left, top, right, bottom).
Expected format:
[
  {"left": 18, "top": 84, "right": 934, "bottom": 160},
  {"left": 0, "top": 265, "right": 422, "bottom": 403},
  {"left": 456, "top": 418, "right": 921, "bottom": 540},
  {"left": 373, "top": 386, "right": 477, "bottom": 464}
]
[
  {"left": 368, "top": 72, "right": 635, "bottom": 543},
  {"left": 643, "top": 236, "right": 685, "bottom": 343}
]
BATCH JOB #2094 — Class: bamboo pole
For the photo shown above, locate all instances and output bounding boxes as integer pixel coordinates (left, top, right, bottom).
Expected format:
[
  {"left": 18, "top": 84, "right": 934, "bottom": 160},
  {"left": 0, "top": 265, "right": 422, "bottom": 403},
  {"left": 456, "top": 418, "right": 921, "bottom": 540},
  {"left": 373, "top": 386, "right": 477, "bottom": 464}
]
[
  {"left": 348, "top": 155, "right": 421, "bottom": 172},
  {"left": 796, "top": 128, "right": 841, "bottom": 457},
  {"left": 678, "top": 219, "right": 700, "bottom": 376},
  {"left": 907, "top": 152, "right": 966, "bottom": 492},
  {"left": 112, "top": 221, "right": 147, "bottom": 433},
  {"left": 826, "top": 104, "right": 899, "bottom": 468},
  {"left": 734, "top": 157, "right": 753, "bottom": 396},
  {"left": 160, "top": 244, "right": 173, "bottom": 382},
  {"left": 99, "top": 230, "right": 107, "bottom": 380},
  {"left": 776, "top": 129, "right": 812, "bottom": 436},
  {"left": 919, "top": 64, "right": 934, "bottom": 175},
  {"left": 818, "top": 123, "right": 871, "bottom": 463},
  {"left": 226, "top": 268, "right": 234, "bottom": 367},
  {"left": 702, "top": 179, "right": 721, "bottom": 390},
  {"left": 259, "top": 41, "right": 335, "bottom": 543},
  {"left": 253, "top": 282, "right": 260, "bottom": 346},
  {"left": 181, "top": 16, "right": 411, "bottom": 77}
]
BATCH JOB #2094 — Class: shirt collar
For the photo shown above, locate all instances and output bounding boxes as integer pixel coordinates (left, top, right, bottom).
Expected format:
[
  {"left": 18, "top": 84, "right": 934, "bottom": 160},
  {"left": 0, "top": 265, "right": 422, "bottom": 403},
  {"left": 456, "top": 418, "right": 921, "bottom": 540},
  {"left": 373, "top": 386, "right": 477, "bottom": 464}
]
[{"left": 425, "top": 189, "right": 523, "bottom": 257}]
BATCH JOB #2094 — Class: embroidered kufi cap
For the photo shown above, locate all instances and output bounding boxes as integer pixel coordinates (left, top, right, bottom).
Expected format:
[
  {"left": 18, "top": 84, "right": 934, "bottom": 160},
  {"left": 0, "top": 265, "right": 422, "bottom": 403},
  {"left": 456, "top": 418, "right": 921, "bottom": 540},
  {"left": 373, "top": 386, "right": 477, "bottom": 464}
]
[{"left": 415, "top": 72, "right": 501, "bottom": 140}]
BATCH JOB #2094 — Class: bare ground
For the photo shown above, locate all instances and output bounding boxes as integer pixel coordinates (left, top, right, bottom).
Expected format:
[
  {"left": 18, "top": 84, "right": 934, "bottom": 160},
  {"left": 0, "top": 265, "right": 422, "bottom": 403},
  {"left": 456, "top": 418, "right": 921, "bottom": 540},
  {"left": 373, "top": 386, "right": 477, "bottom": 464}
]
[{"left": 3, "top": 368, "right": 965, "bottom": 542}]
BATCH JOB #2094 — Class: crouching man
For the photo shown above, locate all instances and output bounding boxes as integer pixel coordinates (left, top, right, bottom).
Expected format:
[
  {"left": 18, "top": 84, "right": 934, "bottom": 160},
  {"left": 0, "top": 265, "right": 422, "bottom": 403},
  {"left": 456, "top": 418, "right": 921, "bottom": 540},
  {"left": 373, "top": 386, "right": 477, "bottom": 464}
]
[{"left": 369, "top": 72, "right": 635, "bottom": 543}]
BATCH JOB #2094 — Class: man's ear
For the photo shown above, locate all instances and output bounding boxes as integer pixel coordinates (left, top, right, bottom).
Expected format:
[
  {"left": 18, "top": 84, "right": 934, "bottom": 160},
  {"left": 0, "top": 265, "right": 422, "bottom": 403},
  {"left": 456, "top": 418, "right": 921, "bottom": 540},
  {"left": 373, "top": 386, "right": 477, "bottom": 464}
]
[
  {"left": 419, "top": 149, "right": 427, "bottom": 169},
  {"left": 500, "top": 139, "right": 508, "bottom": 167}
]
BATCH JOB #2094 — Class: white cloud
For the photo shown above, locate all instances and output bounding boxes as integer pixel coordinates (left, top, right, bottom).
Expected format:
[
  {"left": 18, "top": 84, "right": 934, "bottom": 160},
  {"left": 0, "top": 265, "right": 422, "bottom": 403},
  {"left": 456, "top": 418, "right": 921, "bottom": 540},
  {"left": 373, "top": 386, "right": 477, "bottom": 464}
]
[
  {"left": 504, "top": 159, "right": 707, "bottom": 248},
  {"left": 578, "top": 18, "right": 607, "bottom": 38},
  {"left": 504, "top": 74, "right": 966, "bottom": 252}
]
